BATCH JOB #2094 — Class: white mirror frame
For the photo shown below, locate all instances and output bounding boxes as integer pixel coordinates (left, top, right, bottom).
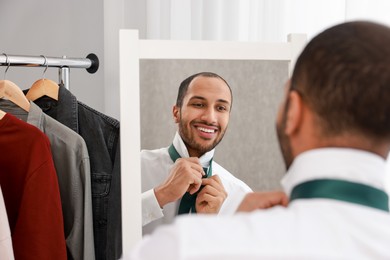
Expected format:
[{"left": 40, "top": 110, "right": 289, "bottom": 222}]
[{"left": 119, "top": 29, "right": 307, "bottom": 255}]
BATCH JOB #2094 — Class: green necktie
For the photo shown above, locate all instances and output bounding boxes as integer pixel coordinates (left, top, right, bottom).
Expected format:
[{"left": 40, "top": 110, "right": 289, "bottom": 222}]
[
  {"left": 168, "top": 144, "right": 212, "bottom": 214},
  {"left": 290, "top": 179, "right": 389, "bottom": 212}
]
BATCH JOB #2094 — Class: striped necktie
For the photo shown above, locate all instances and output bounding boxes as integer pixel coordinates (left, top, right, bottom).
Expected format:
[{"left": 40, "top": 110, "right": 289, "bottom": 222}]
[
  {"left": 290, "top": 179, "right": 389, "bottom": 212},
  {"left": 168, "top": 144, "right": 212, "bottom": 214}
]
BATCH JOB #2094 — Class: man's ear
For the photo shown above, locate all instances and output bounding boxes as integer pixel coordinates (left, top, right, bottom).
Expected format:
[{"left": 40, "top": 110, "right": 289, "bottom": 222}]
[
  {"left": 173, "top": 105, "right": 180, "bottom": 123},
  {"left": 284, "top": 91, "right": 303, "bottom": 135}
]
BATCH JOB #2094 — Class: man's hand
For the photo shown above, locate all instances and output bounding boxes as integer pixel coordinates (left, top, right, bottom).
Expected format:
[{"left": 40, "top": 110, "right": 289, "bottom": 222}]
[
  {"left": 236, "top": 191, "right": 288, "bottom": 212},
  {"left": 196, "top": 175, "right": 227, "bottom": 214},
  {"left": 154, "top": 157, "right": 204, "bottom": 208}
]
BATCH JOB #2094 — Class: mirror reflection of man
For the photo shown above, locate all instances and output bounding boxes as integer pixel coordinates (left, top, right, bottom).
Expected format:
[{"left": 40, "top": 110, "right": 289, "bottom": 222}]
[{"left": 141, "top": 72, "right": 258, "bottom": 235}]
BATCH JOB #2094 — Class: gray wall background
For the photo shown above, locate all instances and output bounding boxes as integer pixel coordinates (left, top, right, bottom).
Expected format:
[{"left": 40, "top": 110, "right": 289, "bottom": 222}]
[
  {"left": 0, "top": 0, "right": 105, "bottom": 112},
  {"left": 140, "top": 59, "right": 288, "bottom": 191}
]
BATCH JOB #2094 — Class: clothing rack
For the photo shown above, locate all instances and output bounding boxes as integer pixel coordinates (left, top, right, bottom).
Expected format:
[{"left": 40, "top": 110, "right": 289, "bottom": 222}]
[{"left": 0, "top": 53, "right": 99, "bottom": 90}]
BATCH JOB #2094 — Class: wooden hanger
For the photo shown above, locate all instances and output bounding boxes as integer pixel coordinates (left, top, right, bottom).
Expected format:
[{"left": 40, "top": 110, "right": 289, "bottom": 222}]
[
  {"left": 25, "top": 55, "right": 59, "bottom": 101},
  {"left": 0, "top": 79, "right": 30, "bottom": 112},
  {"left": 25, "top": 78, "right": 59, "bottom": 101},
  {"left": 0, "top": 53, "right": 30, "bottom": 112}
]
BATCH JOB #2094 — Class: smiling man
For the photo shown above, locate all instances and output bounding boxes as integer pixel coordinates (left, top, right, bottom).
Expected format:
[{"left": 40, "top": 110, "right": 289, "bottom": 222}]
[
  {"left": 141, "top": 72, "right": 254, "bottom": 235},
  {"left": 131, "top": 21, "right": 390, "bottom": 260}
]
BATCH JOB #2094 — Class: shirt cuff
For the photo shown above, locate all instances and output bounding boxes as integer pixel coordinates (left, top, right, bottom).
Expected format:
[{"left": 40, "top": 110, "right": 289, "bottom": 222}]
[{"left": 142, "top": 189, "right": 164, "bottom": 226}]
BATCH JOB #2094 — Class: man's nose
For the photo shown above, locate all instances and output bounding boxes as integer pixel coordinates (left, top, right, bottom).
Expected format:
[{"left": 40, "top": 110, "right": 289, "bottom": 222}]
[{"left": 200, "top": 107, "right": 217, "bottom": 124}]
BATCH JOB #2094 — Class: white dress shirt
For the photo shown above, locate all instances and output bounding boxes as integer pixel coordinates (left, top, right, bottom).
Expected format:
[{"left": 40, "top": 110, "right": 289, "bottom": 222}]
[
  {"left": 0, "top": 185, "right": 14, "bottom": 260},
  {"left": 141, "top": 132, "right": 252, "bottom": 235},
  {"left": 132, "top": 148, "right": 390, "bottom": 259}
]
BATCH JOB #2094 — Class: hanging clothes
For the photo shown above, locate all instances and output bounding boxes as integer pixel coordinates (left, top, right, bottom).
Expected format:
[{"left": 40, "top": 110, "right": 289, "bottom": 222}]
[
  {"left": 0, "top": 113, "right": 67, "bottom": 260},
  {"left": 25, "top": 86, "right": 122, "bottom": 260},
  {"left": 0, "top": 185, "right": 14, "bottom": 260},
  {"left": 0, "top": 99, "right": 95, "bottom": 260}
]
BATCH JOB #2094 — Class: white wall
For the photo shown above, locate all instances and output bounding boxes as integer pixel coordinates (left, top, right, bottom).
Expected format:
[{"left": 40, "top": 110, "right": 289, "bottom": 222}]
[
  {"left": 142, "top": 0, "right": 390, "bottom": 42},
  {"left": 103, "top": 0, "right": 146, "bottom": 119}
]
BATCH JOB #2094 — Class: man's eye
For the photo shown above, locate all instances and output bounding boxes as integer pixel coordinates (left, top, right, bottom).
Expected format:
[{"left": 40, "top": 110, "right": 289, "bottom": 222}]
[
  {"left": 192, "top": 103, "right": 204, "bottom": 107},
  {"left": 217, "top": 106, "right": 227, "bottom": 111}
]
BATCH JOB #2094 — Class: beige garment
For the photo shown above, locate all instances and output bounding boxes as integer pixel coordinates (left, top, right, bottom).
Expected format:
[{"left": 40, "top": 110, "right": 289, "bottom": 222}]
[{"left": 0, "top": 185, "right": 14, "bottom": 260}]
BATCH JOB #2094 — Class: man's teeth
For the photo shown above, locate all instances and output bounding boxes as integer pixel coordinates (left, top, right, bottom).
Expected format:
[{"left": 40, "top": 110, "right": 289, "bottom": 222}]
[{"left": 198, "top": 127, "right": 215, "bottom": 133}]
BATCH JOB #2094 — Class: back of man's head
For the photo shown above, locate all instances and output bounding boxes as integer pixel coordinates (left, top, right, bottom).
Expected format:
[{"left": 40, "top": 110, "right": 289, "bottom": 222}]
[{"left": 291, "top": 21, "right": 390, "bottom": 142}]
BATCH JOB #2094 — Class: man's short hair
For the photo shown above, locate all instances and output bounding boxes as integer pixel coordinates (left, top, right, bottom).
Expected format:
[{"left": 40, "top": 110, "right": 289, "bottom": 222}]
[
  {"left": 176, "top": 72, "right": 232, "bottom": 109},
  {"left": 291, "top": 21, "right": 390, "bottom": 139}
]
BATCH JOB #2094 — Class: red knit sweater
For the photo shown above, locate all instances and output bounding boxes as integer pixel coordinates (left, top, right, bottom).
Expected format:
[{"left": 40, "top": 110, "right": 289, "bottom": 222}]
[{"left": 0, "top": 113, "right": 66, "bottom": 260}]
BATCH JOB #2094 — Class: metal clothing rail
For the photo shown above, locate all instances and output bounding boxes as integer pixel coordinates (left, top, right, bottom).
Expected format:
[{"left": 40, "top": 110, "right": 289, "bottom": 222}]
[{"left": 0, "top": 53, "right": 99, "bottom": 90}]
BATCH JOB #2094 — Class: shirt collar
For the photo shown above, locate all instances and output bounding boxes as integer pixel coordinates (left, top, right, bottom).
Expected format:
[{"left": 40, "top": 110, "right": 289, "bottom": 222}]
[
  {"left": 23, "top": 85, "right": 79, "bottom": 132},
  {"left": 26, "top": 101, "right": 45, "bottom": 131},
  {"left": 281, "top": 148, "right": 388, "bottom": 197},
  {"left": 0, "top": 99, "right": 27, "bottom": 120},
  {"left": 56, "top": 86, "right": 79, "bottom": 132},
  {"left": 172, "top": 131, "right": 215, "bottom": 168},
  {"left": 0, "top": 100, "right": 45, "bottom": 132}
]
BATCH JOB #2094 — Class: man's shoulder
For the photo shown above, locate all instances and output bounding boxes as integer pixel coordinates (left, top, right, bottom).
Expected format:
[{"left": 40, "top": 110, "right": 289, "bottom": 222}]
[
  {"left": 212, "top": 161, "right": 252, "bottom": 192},
  {"left": 141, "top": 147, "right": 167, "bottom": 155},
  {"left": 141, "top": 147, "right": 170, "bottom": 162},
  {"left": 212, "top": 161, "right": 239, "bottom": 180}
]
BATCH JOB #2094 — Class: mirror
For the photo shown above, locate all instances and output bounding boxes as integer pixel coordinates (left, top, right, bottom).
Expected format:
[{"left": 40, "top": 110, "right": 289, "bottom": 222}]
[{"left": 139, "top": 59, "right": 287, "bottom": 191}]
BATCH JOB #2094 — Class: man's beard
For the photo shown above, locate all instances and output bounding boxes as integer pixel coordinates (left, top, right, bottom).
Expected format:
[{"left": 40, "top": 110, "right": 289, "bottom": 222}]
[
  {"left": 178, "top": 119, "right": 226, "bottom": 157},
  {"left": 276, "top": 103, "right": 294, "bottom": 171}
]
